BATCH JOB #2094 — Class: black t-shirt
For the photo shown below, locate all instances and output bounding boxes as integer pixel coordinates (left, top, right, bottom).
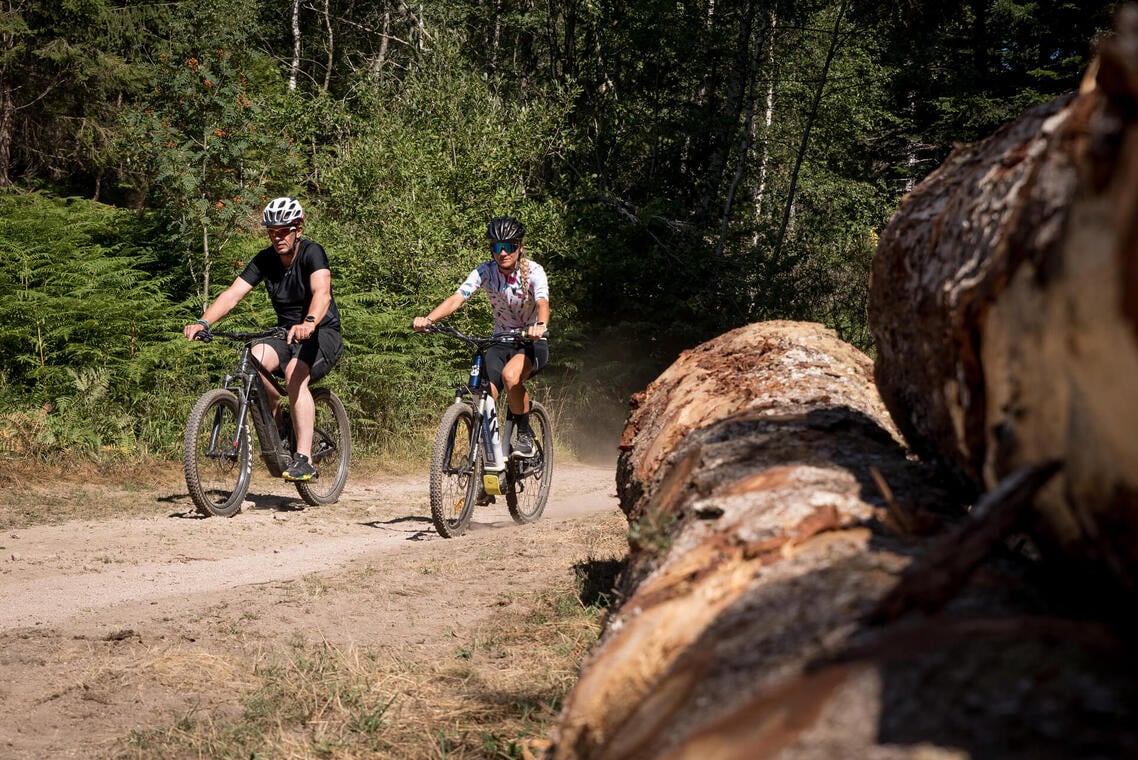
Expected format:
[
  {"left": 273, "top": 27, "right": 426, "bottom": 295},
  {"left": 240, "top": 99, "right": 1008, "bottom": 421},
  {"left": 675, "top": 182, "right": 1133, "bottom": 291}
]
[{"left": 240, "top": 239, "right": 341, "bottom": 331}]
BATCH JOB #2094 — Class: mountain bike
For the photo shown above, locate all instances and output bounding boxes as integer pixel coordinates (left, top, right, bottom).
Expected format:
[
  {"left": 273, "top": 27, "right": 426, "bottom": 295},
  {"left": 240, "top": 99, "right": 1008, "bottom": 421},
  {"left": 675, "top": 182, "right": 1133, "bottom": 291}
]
[
  {"left": 183, "top": 326, "right": 351, "bottom": 517},
  {"left": 423, "top": 323, "right": 554, "bottom": 538}
]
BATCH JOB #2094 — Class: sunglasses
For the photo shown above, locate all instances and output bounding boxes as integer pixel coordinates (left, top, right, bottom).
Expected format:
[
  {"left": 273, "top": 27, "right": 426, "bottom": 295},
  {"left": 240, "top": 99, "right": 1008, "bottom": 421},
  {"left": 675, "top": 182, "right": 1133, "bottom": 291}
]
[
  {"left": 267, "top": 226, "right": 297, "bottom": 238},
  {"left": 490, "top": 241, "right": 518, "bottom": 255}
]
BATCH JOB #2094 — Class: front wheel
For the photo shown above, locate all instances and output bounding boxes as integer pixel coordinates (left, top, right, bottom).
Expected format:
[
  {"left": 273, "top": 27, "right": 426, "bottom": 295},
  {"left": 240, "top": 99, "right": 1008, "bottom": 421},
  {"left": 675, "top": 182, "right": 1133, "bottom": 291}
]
[
  {"left": 295, "top": 388, "right": 352, "bottom": 506},
  {"left": 430, "top": 402, "right": 481, "bottom": 538},
  {"left": 506, "top": 401, "right": 553, "bottom": 524},
  {"left": 183, "top": 389, "right": 253, "bottom": 517}
]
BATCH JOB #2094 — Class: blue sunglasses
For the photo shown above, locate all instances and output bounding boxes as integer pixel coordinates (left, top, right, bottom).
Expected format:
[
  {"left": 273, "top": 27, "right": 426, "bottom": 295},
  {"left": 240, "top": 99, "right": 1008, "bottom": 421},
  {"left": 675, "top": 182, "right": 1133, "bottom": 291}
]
[{"left": 490, "top": 241, "right": 518, "bottom": 255}]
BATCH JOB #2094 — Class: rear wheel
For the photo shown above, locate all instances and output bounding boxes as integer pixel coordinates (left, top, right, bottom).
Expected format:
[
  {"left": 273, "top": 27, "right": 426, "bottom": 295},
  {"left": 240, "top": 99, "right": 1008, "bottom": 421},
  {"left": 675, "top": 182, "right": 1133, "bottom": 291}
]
[
  {"left": 183, "top": 389, "right": 252, "bottom": 517},
  {"left": 430, "top": 402, "right": 480, "bottom": 538},
  {"left": 506, "top": 401, "right": 553, "bottom": 524},
  {"left": 295, "top": 388, "right": 352, "bottom": 506}
]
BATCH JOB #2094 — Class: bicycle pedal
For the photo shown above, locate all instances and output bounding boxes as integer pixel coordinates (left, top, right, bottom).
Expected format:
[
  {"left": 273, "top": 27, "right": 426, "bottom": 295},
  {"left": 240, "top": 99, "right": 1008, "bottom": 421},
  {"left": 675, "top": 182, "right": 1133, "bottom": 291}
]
[{"left": 283, "top": 472, "right": 318, "bottom": 482}]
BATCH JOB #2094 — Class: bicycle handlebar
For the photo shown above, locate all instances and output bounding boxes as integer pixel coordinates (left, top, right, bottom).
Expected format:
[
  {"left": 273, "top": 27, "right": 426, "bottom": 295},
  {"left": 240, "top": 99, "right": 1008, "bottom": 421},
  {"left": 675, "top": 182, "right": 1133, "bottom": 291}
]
[
  {"left": 422, "top": 323, "right": 545, "bottom": 347},
  {"left": 193, "top": 326, "right": 288, "bottom": 344}
]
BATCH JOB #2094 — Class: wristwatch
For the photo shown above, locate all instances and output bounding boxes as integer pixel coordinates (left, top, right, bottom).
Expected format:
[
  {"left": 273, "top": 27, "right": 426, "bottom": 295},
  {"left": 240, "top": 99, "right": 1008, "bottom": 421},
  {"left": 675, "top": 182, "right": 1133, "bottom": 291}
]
[{"left": 304, "top": 315, "right": 316, "bottom": 324}]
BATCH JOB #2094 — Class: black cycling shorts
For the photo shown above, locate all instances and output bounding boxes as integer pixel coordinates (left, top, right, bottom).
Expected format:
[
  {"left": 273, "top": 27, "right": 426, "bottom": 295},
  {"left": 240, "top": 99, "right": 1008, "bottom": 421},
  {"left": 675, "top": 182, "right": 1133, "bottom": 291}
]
[
  {"left": 483, "top": 338, "right": 548, "bottom": 391},
  {"left": 257, "top": 328, "right": 343, "bottom": 382}
]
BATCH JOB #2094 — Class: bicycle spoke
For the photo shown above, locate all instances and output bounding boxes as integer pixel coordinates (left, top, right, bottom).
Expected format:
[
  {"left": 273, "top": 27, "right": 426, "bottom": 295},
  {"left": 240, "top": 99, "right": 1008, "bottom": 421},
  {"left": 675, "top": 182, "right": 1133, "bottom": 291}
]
[
  {"left": 506, "top": 402, "right": 553, "bottom": 524},
  {"left": 430, "top": 403, "right": 480, "bottom": 538},
  {"left": 294, "top": 390, "right": 352, "bottom": 506},
  {"left": 184, "top": 389, "right": 252, "bottom": 517}
]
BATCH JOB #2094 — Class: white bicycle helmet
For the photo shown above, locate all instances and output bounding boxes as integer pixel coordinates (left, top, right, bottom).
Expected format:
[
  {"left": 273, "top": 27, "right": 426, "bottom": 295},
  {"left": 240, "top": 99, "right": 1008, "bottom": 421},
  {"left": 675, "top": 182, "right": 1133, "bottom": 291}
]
[{"left": 262, "top": 196, "right": 305, "bottom": 227}]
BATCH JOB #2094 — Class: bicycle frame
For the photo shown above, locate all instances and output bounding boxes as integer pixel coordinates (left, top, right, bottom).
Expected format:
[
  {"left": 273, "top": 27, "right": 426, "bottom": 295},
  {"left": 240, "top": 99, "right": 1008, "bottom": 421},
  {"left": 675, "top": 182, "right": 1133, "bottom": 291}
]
[{"left": 206, "top": 330, "right": 293, "bottom": 477}]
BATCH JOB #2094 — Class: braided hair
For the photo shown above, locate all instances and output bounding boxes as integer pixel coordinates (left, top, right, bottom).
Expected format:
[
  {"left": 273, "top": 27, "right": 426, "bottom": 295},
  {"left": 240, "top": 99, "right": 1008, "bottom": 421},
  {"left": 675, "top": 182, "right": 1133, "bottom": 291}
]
[{"left": 518, "top": 255, "right": 533, "bottom": 312}]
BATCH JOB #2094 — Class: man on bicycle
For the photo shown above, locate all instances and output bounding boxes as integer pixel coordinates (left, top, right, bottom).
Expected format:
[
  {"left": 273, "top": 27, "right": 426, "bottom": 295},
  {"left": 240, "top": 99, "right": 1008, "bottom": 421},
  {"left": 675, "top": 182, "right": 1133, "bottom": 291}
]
[
  {"left": 183, "top": 196, "right": 343, "bottom": 482},
  {"left": 413, "top": 215, "right": 549, "bottom": 456}
]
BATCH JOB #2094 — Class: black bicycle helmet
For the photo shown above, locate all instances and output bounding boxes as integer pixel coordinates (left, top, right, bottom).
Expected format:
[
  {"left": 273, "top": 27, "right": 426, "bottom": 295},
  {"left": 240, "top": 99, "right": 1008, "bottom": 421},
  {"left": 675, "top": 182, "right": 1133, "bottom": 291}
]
[
  {"left": 486, "top": 215, "right": 525, "bottom": 241},
  {"left": 262, "top": 196, "right": 305, "bottom": 227}
]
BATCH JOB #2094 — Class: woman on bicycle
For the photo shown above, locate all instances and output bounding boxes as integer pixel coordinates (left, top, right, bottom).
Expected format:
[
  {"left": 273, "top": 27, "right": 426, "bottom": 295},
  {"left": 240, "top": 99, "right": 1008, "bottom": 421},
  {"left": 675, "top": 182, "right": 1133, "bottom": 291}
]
[
  {"left": 183, "top": 196, "right": 343, "bottom": 482},
  {"left": 413, "top": 215, "right": 549, "bottom": 456}
]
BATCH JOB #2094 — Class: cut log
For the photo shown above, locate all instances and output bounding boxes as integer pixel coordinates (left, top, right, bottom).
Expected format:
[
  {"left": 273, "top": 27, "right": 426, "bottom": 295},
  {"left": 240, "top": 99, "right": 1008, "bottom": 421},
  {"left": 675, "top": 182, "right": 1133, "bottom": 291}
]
[
  {"left": 616, "top": 319, "right": 904, "bottom": 522},
  {"left": 870, "top": 7, "right": 1138, "bottom": 585},
  {"left": 549, "top": 12, "right": 1138, "bottom": 759},
  {"left": 547, "top": 321, "right": 1138, "bottom": 759}
]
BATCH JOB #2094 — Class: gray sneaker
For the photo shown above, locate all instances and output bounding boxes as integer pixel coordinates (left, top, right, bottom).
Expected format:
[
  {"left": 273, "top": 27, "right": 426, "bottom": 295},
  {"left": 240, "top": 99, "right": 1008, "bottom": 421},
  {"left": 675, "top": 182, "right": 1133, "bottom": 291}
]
[
  {"left": 512, "top": 429, "right": 536, "bottom": 458},
  {"left": 283, "top": 453, "right": 317, "bottom": 481}
]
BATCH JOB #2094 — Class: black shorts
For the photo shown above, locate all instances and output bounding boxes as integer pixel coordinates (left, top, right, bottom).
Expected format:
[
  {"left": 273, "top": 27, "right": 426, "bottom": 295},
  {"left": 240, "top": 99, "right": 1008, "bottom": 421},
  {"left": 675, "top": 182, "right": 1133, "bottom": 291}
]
[
  {"left": 484, "top": 339, "right": 548, "bottom": 391},
  {"left": 257, "top": 328, "right": 343, "bottom": 382}
]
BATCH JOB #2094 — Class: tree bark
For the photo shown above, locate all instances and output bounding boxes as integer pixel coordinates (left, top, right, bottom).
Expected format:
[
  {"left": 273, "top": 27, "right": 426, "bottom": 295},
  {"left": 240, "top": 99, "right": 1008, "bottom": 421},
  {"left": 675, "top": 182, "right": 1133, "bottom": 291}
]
[
  {"left": 751, "top": 11, "right": 777, "bottom": 236},
  {"left": 869, "top": 6, "right": 1138, "bottom": 587},
  {"left": 0, "top": 81, "right": 13, "bottom": 186},
  {"left": 322, "top": 0, "right": 333, "bottom": 92},
  {"left": 289, "top": 0, "right": 301, "bottom": 91}
]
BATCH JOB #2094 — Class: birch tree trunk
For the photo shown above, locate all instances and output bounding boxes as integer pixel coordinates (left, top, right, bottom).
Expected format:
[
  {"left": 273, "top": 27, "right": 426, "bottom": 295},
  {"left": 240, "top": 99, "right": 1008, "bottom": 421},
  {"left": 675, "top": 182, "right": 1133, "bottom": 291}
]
[
  {"left": 0, "top": 80, "right": 13, "bottom": 187},
  {"left": 322, "top": 0, "right": 333, "bottom": 92},
  {"left": 368, "top": 9, "right": 392, "bottom": 75},
  {"left": 715, "top": 17, "right": 769, "bottom": 258},
  {"left": 200, "top": 221, "right": 211, "bottom": 308},
  {"left": 289, "top": 0, "right": 301, "bottom": 91},
  {"left": 751, "top": 11, "right": 777, "bottom": 237}
]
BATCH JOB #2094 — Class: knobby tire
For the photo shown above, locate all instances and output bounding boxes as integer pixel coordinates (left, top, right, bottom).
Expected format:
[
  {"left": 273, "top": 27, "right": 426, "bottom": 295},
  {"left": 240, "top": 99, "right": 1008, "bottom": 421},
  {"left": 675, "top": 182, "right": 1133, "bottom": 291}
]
[
  {"left": 430, "top": 402, "right": 480, "bottom": 538},
  {"left": 294, "top": 388, "right": 352, "bottom": 506},
  {"left": 183, "top": 389, "right": 253, "bottom": 517},
  {"left": 506, "top": 401, "right": 553, "bottom": 523}
]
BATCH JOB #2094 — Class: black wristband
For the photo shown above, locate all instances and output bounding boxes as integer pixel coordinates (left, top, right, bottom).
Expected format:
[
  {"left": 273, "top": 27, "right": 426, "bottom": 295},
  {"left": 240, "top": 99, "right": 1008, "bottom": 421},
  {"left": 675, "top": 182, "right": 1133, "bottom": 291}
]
[{"left": 304, "top": 315, "right": 316, "bottom": 323}]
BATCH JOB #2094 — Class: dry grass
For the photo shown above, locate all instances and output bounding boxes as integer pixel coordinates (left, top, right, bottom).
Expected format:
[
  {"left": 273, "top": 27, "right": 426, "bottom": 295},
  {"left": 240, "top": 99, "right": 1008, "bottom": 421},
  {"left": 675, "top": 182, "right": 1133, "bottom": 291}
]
[
  {"left": 0, "top": 458, "right": 188, "bottom": 529},
  {"left": 114, "top": 573, "right": 615, "bottom": 759}
]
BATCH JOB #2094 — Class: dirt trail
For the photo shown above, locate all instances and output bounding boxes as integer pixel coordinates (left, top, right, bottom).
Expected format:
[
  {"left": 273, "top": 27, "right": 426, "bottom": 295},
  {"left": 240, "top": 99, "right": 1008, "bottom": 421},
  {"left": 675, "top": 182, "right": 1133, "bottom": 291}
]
[{"left": 0, "top": 461, "right": 625, "bottom": 758}]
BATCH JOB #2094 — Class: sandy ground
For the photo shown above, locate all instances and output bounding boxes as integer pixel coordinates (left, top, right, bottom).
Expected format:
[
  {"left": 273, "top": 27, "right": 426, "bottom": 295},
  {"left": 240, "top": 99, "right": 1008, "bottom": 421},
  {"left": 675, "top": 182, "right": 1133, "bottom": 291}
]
[{"left": 0, "top": 460, "right": 625, "bottom": 758}]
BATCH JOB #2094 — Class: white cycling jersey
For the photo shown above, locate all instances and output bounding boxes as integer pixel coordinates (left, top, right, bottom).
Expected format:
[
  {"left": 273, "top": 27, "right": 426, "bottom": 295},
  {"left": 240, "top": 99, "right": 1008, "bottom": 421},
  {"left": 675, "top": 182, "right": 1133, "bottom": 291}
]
[{"left": 458, "top": 259, "right": 549, "bottom": 331}]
